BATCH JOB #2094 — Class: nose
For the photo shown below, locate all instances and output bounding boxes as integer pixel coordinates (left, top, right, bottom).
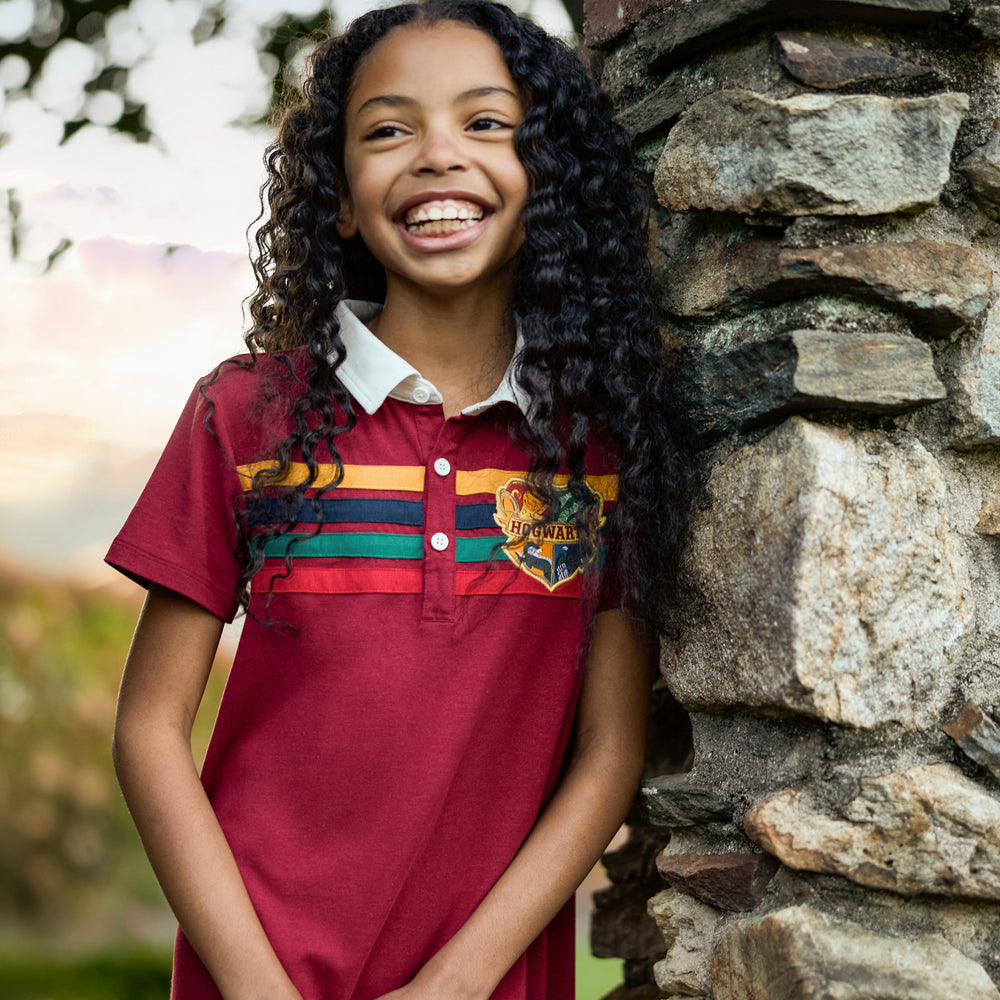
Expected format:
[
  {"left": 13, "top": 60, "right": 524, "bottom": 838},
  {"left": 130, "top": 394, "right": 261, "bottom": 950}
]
[{"left": 413, "top": 126, "right": 468, "bottom": 174}]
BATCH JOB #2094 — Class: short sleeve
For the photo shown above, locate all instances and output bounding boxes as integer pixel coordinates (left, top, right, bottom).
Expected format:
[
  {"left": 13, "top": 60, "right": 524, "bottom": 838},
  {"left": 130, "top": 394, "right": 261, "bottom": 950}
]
[{"left": 105, "top": 378, "right": 245, "bottom": 622}]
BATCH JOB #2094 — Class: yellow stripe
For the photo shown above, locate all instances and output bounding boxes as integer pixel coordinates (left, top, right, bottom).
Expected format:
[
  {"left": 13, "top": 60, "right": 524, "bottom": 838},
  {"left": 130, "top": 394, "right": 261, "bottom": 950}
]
[
  {"left": 237, "top": 462, "right": 425, "bottom": 492},
  {"left": 456, "top": 468, "right": 618, "bottom": 501}
]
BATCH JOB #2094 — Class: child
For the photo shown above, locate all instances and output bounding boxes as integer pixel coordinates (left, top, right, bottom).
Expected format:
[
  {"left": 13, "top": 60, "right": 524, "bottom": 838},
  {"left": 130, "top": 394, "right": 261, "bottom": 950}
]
[{"left": 108, "top": 3, "right": 683, "bottom": 999}]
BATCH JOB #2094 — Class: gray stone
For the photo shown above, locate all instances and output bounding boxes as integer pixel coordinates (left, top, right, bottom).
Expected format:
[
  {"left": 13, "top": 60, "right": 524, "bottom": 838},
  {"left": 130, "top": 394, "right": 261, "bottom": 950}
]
[
  {"left": 744, "top": 764, "right": 1000, "bottom": 900},
  {"left": 776, "top": 31, "right": 936, "bottom": 89},
  {"left": 966, "top": 2, "right": 1000, "bottom": 40},
  {"left": 615, "top": 78, "right": 686, "bottom": 141},
  {"left": 655, "top": 852, "right": 780, "bottom": 911},
  {"left": 976, "top": 488, "right": 1000, "bottom": 535},
  {"left": 614, "top": 0, "right": 950, "bottom": 66},
  {"left": 677, "top": 330, "right": 945, "bottom": 441},
  {"left": 639, "top": 774, "right": 736, "bottom": 827},
  {"left": 661, "top": 231, "right": 993, "bottom": 334},
  {"left": 664, "top": 418, "right": 968, "bottom": 729},
  {"left": 654, "top": 90, "right": 968, "bottom": 216},
  {"left": 947, "top": 298, "right": 1000, "bottom": 448},
  {"left": 959, "top": 126, "right": 1000, "bottom": 211},
  {"left": 648, "top": 889, "right": 721, "bottom": 998},
  {"left": 711, "top": 905, "right": 1000, "bottom": 1000},
  {"left": 943, "top": 702, "right": 1000, "bottom": 782},
  {"left": 592, "top": 883, "right": 668, "bottom": 960}
]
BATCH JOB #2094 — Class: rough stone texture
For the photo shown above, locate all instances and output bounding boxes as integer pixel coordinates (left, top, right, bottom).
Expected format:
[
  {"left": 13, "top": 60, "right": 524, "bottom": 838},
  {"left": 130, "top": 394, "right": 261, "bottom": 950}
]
[
  {"left": 660, "top": 230, "right": 993, "bottom": 334},
  {"left": 776, "top": 31, "right": 935, "bottom": 89},
  {"left": 648, "top": 889, "right": 721, "bottom": 998},
  {"left": 676, "top": 330, "right": 945, "bottom": 441},
  {"left": 592, "top": 882, "right": 670, "bottom": 960},
  {"left": 977, "top": 487, "right": 1000, "bottom": 534},
  {"left": 711, "top": 905, "right": 1000, "bottom": 1000},
  {"left": 654, "top": 90, "right": 969, "bottom": 216},
  {"left": 966, "top": 2, "right": 1000, "bottom": 40},
  {"left": 639, "top": 773, "right": 735, "bottom": 826},
  {"left": 591, "top": 0, "right": 951, "bottom": 60},
  {"left": 744, "top": 764, "right": 1000, "bottom": 900},
  {"left": 960, "top": 126, "right": 1000, "bottom": 212},
  {"left": 655, "top": 852, "right": 779, "bottom": 911},
  {"left": 946, "top": 298, "right": 1000, "bottom": 448},
  {"left": 943, "top": 702, "right": 1000, "bottom": 783},
  {"left": 665, "top": 417, "right": 968, "bottom": 729}
]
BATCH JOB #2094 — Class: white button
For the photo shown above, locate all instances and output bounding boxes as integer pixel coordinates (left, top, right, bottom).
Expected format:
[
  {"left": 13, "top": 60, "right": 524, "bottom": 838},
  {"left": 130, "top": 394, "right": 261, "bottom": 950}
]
[
  {"left": 433, "top": 458, "right": 451, "bottom": 477},
  {"left": 413, "top": 386, "right": 430, "bottom": 403},
  {"left": 430, "top": 532, "right": 449, "bottom": 551}
]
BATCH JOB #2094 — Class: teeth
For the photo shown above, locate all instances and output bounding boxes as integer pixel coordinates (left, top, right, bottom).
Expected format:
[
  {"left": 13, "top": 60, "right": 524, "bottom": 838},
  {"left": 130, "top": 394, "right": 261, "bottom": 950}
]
[
  {"left": 404, "top": 199, "right": 484, "bottom": 227},
  {"left": 410, "top": 218, "right": 479, "bottom": 236}
]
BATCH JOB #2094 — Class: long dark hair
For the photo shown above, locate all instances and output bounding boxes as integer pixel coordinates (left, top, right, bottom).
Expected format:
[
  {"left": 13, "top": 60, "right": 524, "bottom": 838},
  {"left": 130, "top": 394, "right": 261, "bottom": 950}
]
[{"left": 222, "top": 0, "right": 685, "bottom": 627}]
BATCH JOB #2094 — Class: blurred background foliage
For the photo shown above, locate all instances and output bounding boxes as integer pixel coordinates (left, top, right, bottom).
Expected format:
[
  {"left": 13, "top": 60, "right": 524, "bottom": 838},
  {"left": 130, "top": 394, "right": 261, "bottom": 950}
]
[
  {"left": 0, "top": 562, "right": 229, "bottom": 993},
  {"left": 0, "top": 0, "right": 584, "bottom": 147}
]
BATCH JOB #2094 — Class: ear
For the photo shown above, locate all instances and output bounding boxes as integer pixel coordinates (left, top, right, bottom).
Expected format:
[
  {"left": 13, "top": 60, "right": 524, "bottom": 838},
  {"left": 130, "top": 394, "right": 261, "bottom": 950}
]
[{"left": 336, "top": 188, "right": 358, "bottom": 239}]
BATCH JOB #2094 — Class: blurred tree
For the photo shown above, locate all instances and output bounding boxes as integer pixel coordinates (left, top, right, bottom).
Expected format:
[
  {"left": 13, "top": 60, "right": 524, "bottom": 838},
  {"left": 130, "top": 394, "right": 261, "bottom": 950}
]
[
  {"left": 0, "top": 0, "right": 582, "bottom": 147},
  {"left": 0, "top": 0, "right": 333, "bottom": 144}
]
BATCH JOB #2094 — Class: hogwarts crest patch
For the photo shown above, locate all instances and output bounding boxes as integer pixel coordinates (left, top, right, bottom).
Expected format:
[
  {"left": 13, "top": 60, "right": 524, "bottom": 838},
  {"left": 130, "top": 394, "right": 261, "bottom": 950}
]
[{"left": 493, "top": 478, "right": 605, "bottom": 591}]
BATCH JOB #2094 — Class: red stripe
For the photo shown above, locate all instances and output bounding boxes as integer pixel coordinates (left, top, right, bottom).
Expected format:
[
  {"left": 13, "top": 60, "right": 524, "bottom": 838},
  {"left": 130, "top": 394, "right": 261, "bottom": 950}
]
[
  {"left": 455, "top": 568, "right": 583, "bottom": 598},
  {"left": 260, "top": 566, "right": 423, "bottom": 594}
]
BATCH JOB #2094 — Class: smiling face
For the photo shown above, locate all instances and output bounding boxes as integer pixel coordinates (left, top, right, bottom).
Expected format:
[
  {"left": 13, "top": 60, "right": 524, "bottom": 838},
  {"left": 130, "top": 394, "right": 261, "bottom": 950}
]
[{"left": 338, "top": 20, "right": 530, "bottom": 303}]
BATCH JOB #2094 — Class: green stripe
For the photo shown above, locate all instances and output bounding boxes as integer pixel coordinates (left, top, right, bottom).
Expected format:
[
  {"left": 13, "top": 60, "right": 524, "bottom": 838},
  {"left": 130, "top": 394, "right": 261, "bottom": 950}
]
[
  {"left": 456, "top": 535, "right": 608, "bottom": 566},
  {"left": 261, "top": 532, "right": 424, "bottom": 559},
  {"left": 456, "top": 536, "right": 508, "bottom": 563}
]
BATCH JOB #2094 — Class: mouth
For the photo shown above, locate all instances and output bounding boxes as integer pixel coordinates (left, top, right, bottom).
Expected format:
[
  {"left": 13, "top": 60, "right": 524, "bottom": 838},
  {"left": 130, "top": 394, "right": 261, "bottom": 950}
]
[{"left": 400, "top": 199, "right": 487, "bottom": 237}]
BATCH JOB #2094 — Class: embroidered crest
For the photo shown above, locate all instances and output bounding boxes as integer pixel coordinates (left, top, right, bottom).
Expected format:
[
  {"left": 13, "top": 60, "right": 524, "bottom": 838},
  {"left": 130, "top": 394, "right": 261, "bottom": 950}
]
[{"left": 493, "top": 478, "right": 605, "bottom": 591}]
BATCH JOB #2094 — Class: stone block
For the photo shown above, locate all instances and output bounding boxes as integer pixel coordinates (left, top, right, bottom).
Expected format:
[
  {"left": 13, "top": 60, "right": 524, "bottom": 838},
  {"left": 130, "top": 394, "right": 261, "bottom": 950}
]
[
  {"left": 943, "top": 701, "right": 1000, "bottom": 782},
  {"left": 744, "top": 763, "right": 1000, "bottom": 900},
  {"left": 654, "top": 90, "right": 968, "bottom": 216},
  {"left": 959, "top": 125, "right": 1000, "bottom": 212},
  {"left": 977, "top": 488, "right": 1000, "bottom": 535},
  {"left": 662, "top": 231, "right": 992, "bottom": 334},
  {"left": 966, "top": 2, "right": 1000, "bottom": 40},
  {"left": 776, "top": 31, "right": 936, "bottom": 89},
  {"left": 648, "top": 889, "right": 721, "bottom": 998},
  {"left": 947, "top": 298, "right": 1000, "bottom": 448},
  {"left": 711, "top": 905, "right": 1000, "bottom": 1000},
  {"left": 639, "top": 773, "right": 736, "bottom": 827},
  {"left": 665, "top": 417, "right": 967, "bottom": 728},
  {"left": 655, "top": 852, "right": 779, "bottom": 911},
  {"left": 588, "top": 0, "right": 950, "bottom": 56},
  {"left": 676, "top": 330, "right": 945, "bottom": 441},
  {"left": 592, "top": 883, "right": 668, "bottom": 960}
]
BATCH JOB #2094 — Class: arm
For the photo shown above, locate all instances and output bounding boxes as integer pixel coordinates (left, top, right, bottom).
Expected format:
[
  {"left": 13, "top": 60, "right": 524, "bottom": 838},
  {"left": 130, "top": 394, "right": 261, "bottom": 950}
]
[
  {"left": 112, "top": 585, "right": 303, "bottom": 1000},
  {"left": 390, "top": 607, "right": 652, "bottom": 1000}
]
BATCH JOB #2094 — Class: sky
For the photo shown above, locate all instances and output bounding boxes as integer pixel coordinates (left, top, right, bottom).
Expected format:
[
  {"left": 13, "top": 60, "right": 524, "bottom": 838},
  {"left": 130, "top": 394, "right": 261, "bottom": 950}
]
[{"left": 0, "top": 0, "right": 573, "bottom": 582}]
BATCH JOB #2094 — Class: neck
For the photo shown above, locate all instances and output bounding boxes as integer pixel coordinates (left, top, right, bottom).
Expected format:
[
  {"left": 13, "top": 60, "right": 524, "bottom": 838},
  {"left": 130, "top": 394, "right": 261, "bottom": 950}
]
[{"left": 369, "top": 281, "right": 517, "bottom": 417}]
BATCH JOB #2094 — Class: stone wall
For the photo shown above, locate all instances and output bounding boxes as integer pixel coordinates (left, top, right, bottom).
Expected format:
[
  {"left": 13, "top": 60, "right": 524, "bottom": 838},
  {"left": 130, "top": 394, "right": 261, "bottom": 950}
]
[{"left": 584, "top": 1, "right": 1000, "bottom": 997}]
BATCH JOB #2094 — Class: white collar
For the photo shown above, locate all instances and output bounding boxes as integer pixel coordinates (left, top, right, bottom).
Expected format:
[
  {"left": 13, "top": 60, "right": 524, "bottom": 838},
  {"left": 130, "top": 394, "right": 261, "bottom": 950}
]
[{"left": 333, "top": 299, "right": 530, "bottom": 417}]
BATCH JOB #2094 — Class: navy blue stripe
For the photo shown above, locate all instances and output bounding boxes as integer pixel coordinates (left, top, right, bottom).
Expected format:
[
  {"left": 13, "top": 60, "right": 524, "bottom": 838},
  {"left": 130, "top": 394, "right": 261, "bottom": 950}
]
[
  {"left": 455, "top": 503, "right": 616, "bottom": 534},
  {"left": 455, "top": 503, "right": 497, "bottom": 530},
  {"left": 251, "top": 497, "right": 423, "bottom": 527}
]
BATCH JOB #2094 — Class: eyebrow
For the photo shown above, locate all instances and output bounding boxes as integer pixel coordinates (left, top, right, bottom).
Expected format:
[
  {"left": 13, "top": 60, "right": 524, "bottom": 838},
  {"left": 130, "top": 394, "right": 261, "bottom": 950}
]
[{"left": 354, "top": 86, "right": 520, "bottom": 119}]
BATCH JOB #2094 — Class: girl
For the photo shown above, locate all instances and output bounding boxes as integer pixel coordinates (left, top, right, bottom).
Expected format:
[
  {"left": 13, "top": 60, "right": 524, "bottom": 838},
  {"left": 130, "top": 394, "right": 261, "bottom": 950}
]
[{"left": 108, "top": 3, "right": 683, "bottom": 999}]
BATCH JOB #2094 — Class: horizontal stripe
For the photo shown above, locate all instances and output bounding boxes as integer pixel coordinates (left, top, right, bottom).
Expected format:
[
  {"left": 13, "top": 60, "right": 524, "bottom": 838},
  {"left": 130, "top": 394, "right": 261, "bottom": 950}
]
[
  {"left": 456, "top": 535, "right": 608, "bottom": 566},
  {"left": 456, "top": 468, "right": 619, "bottom": 501},
  {"left": 238, "top": 462, "right": 425, "bottom": 492},
  {"left": 456, "top": 502, "right": 616, "bottom": 532},
  {"left": 455, "top": 568, "right": 583, "bottom": 598},
  {"left": 251, "top": 497, "right": 423, "bottom": 527},
  {"left": 259, "top": 531, "right": 423, "bottom": 560},
  {"left": 258, "top": 566, "right": 423, "bottom": 595}
]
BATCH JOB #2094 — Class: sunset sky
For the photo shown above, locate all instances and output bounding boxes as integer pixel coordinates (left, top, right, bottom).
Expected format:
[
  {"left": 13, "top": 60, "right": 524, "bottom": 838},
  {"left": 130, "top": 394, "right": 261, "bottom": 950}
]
[{"left": 0, "top": 0, "right": 572, "bottom": 581}]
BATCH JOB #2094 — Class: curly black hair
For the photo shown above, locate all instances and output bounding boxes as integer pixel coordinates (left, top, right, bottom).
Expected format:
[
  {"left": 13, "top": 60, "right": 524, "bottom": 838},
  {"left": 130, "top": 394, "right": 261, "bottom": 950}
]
[{"left": 224, "top": 0, "right": 685, "bottom": 628}]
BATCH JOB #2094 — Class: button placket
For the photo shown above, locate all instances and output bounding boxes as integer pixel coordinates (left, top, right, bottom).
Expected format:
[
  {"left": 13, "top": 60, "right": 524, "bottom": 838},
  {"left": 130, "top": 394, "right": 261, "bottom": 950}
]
[{"left": 421, "top": 424, "right": 460, "bottom": 623}]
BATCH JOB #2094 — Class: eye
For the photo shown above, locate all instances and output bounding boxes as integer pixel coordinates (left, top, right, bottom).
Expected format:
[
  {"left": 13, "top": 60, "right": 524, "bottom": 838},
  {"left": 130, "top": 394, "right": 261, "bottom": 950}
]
[
  {"left": 468, "top": 117, "right": 511, "bottom": 132},
  {"left": 363, "top": 124, "right": 406, "bottom": 141}
]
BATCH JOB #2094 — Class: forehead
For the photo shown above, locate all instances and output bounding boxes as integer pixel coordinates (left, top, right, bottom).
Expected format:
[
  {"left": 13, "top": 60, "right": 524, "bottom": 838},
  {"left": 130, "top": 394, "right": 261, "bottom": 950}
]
[{"left": 347, "top": 20, "right": 521, "bottom": 112}]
